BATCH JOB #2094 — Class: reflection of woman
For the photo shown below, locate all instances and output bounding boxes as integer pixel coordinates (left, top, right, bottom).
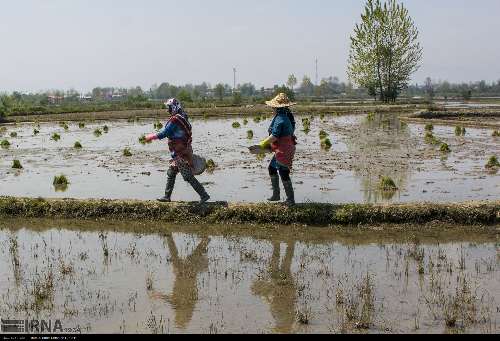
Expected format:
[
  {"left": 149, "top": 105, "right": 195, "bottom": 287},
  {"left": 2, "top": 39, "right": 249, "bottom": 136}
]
[
  {"left": 151, "top": 234, "right": 209, "bottom": 330},
  {"left": 258, "top": 93, "right": 297, "bottom": 206},
  {"left": 145, "top": 98, "right": 210, "bottom": 203},
  {"left": 251, "top": 241, "right": 296, "bottom": 333}
]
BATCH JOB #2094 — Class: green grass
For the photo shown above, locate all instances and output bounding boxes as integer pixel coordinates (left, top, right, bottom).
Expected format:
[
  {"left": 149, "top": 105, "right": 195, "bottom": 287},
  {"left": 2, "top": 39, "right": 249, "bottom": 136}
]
[
  {"left": 379, "top": 176, "right": 398, "bottom": 191},
  {"left": 51, "top": 133, "right": 61, "bottom": 141},
  {"left": 123, "top": 148, "right": 132, "bottom": 157},
  {"left": 232, "top": 121, "right": 241, "bottom": 129},
  {"left": 485, "top": 156, "right": 500, "bottom": 169},
  {"left": 74, "top": 141, "right": 82, "bottom": 149},
  {"left": 1, "top": 139, "right": 10, "bottom": 148},
  {"left": 12, "top": 160, "right": 23, "bottom": 169}
]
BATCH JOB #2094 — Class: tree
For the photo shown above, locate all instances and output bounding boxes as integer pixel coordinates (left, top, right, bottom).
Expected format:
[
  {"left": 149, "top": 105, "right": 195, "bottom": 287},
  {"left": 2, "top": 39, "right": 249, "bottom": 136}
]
[
  {"left": 424, "top": 77, "right": 435, "bottom": 100},
  {"left": 0, "top": 95, "right": 13, "bottom": 118},
  {"left": 348, "top": 0, "right": 423, "bottom": 102},
  {"left": 287, "top": 74, "right": 298, "bottom": 91},
  {"left": 272, "top": 85, "right": 295, "bottom": 101},
  {"left": 214, "top": 83, "right": 225, "bottom": 101},
  {"left": 299, "top": 76, "right": 315, "bottom": 96}
]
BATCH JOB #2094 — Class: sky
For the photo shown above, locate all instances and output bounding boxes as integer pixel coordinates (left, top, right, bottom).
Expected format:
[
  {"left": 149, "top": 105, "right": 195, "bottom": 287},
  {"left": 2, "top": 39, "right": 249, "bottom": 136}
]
[{"left": 1, "top": 0, "right": 499, "bottom": 93}]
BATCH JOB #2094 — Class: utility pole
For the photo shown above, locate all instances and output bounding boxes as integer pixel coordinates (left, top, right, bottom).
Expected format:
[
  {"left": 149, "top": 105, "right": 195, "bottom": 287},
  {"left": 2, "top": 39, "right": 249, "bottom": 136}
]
[
  {"left": 315, "top": 58, "right": 318, "bottom": 86},
  {"left": 233, "top": 67, "right": 237, "bottom": 92}
]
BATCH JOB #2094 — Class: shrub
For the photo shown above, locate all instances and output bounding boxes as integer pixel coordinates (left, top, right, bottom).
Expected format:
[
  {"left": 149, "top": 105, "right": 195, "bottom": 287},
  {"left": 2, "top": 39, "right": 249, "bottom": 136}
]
[
  {"left": 379, "top": 176, "right": 398, "bottom": 191},
  {"left": 74, "top": 141, "right": 82, "bottom": 149},
  {"left": 12, "top": 160, "right": 23, "bottom": 169}
]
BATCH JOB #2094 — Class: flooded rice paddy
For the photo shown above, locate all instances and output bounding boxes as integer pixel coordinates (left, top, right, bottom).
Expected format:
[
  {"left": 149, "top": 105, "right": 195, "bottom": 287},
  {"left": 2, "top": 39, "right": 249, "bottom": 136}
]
[
  {"left": 0, "top": 220, "right": 498, "bottom": 334},
  {"left": 0, "top": 112, "right": 499, "bottom": 203}
]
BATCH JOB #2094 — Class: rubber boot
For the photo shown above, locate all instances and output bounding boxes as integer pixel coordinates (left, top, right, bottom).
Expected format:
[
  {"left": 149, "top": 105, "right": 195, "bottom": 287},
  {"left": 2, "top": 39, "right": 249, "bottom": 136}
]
[
  {"left": 282, "top": 180, "right": 295, "bottom": 206},
  {"left": 157, "top": 169, "right": 176, "bottom": 202},
  {"left": 267, "top": 175, "right": 280, "bottom": 202},
  {"left": 187, "top": 176, "right": 210, "bottom": 203}
]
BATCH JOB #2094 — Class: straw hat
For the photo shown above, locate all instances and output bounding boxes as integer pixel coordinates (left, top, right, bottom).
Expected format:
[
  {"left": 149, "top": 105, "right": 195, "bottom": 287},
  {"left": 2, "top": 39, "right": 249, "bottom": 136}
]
[{"left": 265, "top": 93, "right": 296, "bottom": 108}]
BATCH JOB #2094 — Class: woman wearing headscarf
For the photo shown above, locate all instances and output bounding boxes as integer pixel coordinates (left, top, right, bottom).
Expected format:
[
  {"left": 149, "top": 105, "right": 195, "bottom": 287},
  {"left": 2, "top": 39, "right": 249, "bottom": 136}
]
[
  {"left": 145, "top": 98, "right": 210, "bottom": 203},
  {"left": 258, "top": 93, "right": 297, "bottom": 206}
]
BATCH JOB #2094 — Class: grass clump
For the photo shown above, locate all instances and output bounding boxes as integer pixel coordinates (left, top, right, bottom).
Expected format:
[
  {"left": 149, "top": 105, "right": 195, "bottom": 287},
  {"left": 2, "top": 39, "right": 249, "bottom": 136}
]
[
  {"left": 51, "top": 133, "right": 61, "bottom": 141},
  {"left": 153, "top": 121, "right": 163, "bottom": 130},
  {"left": 78, "top": 122, "right": 85, "bottom": 129},
  {"left": 492, "top": 130, "right": 500, "bottom": 137},
  {"left": 247, "top": 130, "right": 254, "bottom": 139},
  {"left": 93, "top": 129, "right": 102, "bottom": 137},
  {"left": 485, "top": 156, "right": 500, "bottom": 169},
  {"left": 74, "top": 141, "right": 82, "bottom": 149},
  {"left": 232, "top": 121, "right": 241, "bottom": 129},
  {"left": 123, "top": 148, "right": 132, "bottom": 157},
  {"left": 10, "top": 132, "right": 17, "bottom": 138},
  {"left": 1, "top": 139, "right": 11, "bottom": 148},
  {"left": 425, "top": 123, "right": 434, "bottom": 132},
  {"left": 12, "top": 160, "right": 23, "bottom": 169},
  {"left": 440, "top": 143, "right": 451, "bottom": 153},
  {"left": 379, "top": 176, "right": 398, "bottom": 191}
]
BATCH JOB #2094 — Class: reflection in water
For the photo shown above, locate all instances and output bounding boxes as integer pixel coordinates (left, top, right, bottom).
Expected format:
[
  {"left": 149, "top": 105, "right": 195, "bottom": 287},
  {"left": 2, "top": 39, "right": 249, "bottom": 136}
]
[
  {"left": 151, "top": 234, "right": 209, "bottom": 330},
  {"left": 347, "top": 113, "right": 412, "bottom": 203},
  {"left": 252, "top": 241, "right": 297, "bottom": 333}
]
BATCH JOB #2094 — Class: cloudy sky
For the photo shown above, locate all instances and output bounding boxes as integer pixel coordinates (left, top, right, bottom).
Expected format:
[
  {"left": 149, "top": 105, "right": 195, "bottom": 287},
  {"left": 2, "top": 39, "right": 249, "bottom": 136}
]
[{"left": 1, "top": 0, "right": 499, "bottom": 92}]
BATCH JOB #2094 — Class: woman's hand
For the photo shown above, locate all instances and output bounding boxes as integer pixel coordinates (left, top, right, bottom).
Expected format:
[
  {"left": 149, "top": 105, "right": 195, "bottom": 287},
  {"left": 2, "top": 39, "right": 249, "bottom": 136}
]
[{"left": 145, "top": 133, "right": 158, "bottom": 142}]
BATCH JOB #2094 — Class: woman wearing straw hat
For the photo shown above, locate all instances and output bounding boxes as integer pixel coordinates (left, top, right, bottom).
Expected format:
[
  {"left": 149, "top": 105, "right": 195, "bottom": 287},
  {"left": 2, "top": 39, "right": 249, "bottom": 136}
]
[
  {"left": 257, "top": 93, "right": 297, "bottom": 206},
  {"left": 145, "top": 98, "right": 210, "bottom": 203}
]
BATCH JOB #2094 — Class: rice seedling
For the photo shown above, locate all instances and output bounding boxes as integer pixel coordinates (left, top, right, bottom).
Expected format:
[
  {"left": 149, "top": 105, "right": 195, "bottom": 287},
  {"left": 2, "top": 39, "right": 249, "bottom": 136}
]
[
  {"left": 440, "top": 143, "right": 451, "bottom": 153},
  {"left": 51, "top": 133, "right": 61, "bottom": 141},
  {"left": 123, "top": 148, "right": 132, "bottom": 157},
  {"left": 379, "top": 176, "right": 398, "bottom": 191},
  {"left": 232, "top": 121, "right": 241, "bottom": 129},
  {"left": 424, "top": 132, "right": 440, "bottom": 145},
  {"left": 1, "top": 139, "right": 10, "bottom": 148},
  {"left": 153, "top": 121, "right": 163, "bottom": 130},
  {"left": 74, "top": 141, "right": 82, "bottom": 149},
  {"left": 425, "top": 124, "right": 434, "bottom": 132},
  {"left": 367, "top": 112, "right": 375, "bottom": 121},
  {"left": 12, "top": 159, "right": 23, "bottom": 169},
  {"left": 206, "top": 159, "right": 216, "bottom": 170},
  {"left": 492, "top": 130, "right": 500, "bottom": 137},
  {"left": 243, "top": 119, "right": 248, "bottom": 125},
  {"left": 138, "top": 135, "right": 151, "bottom": 145},
  {"left": 455, "top": 126, "right": 466, "bottom": 136},
  {"left": 53, "top": 175, "right": 69, "bottom": 191},
  {"left": 94, "top": 129, "right": 102, "bottom": 137},
  {"left": 320, "top": 113, "right": 325, "bottom": 120},
  {"left": 10, "top": 132, "right": 17, "bottom": 138},
  {"left": 247, "top": 130, "right": 254, "bottom": 139},
  {"left": 33, "top": 129, "right": 40, "bottom": 135},
  {"left": 319, "top": 130, "right": 329, "bottom": 139},
  {"left": 321, "top": 138, "right": 332, "bottom": 150},
  {"left": 103, "top": 125, "right": 109, "bottom": 133},
  {"left": 296, "top": 307, "right": 312, "bottom": 325},
  {"left": 127, "top": 117, "right": 136, "bottom": 123},
  {"left": 485, "top": 156, "right": 500, "bottom": 169},
  {"left": 78, "top": 122, "right": 85, "bottom": 129},
  {"left": 253, "top": 116, "right": 261, "bottom": 123}
]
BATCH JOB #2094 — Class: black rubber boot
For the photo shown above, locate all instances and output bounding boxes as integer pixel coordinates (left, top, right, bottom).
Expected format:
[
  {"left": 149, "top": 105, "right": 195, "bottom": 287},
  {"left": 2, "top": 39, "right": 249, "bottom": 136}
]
[
  {"left": 157, "top": 169, "right": 177, "bottom": 202},
  {"left": 267, "top": 175, "right": 280, "bottom": 202},
  {"left": 282, "top": 180, "right": 295, "bottom": 206},
  {"left": 187, "top": 177, "right": 210, "bottom": 203}
]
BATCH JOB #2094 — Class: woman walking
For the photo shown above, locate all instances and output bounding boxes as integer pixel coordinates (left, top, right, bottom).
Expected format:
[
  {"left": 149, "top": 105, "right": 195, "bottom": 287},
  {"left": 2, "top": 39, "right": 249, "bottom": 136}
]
[
  {"left": 258, "top": 93, "right": 297, "bottom": 206},
  {"left": 145, "top": 98, "right": 210, "bottom": 203}
]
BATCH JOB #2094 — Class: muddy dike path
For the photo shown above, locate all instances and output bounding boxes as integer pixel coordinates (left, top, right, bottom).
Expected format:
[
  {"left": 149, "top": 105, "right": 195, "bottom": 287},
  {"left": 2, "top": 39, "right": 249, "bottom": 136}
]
[{"left": 0, "top": 197, "right": 498, "bottom": 227}]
